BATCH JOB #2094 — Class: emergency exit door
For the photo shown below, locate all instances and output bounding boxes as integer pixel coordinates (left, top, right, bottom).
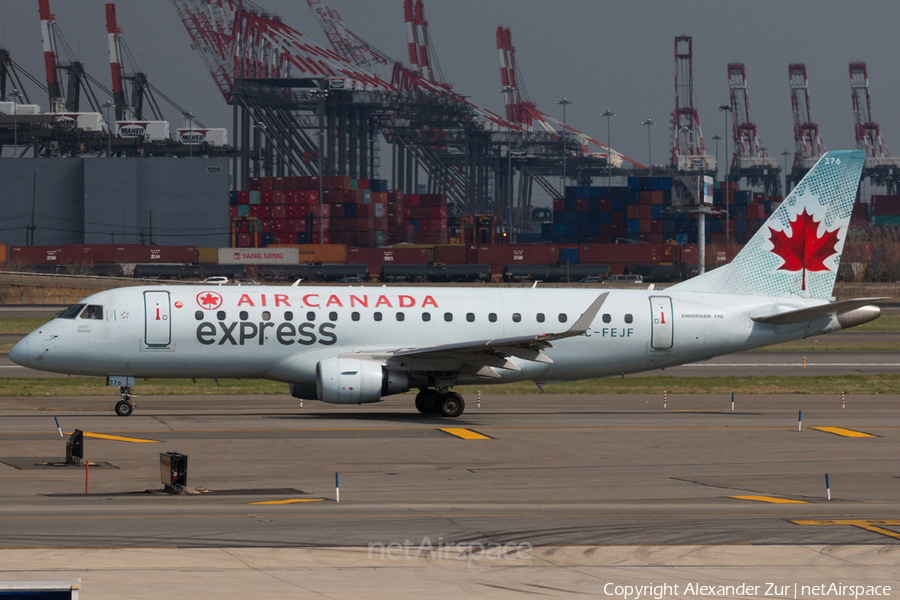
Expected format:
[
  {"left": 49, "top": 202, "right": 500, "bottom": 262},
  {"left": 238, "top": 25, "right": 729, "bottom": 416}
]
[
  {"left": 649, "top": 296, "right": 673, "bottom": 350},
  {"left": 144, "top": 291, "right": 171, "bottom": 348}
]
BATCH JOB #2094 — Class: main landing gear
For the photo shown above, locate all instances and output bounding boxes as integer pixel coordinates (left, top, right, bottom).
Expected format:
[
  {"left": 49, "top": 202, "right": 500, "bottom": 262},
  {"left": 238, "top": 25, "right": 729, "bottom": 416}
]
[
  {"left": 115, "top": 386, "right": 135, "bottom": 417},
  {"left": 414, "top": 388, "right": 466, "bottom": 418}
]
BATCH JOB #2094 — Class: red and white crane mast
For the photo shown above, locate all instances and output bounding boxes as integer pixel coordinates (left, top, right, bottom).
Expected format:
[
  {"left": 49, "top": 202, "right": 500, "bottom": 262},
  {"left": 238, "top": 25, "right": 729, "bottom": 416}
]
[
  {"left": 670, "top": 36, "right": 711, "bottom": 172},
  {"left": 105, "top": 3, "right": 129, "bottom": 121},
  {"left": 38, "top": 0, "right": 64, "bottom": 111},
  {"left": 727, "top": 63, "right": 776, "bottom": 169},
  {"left": 788, "top": 63, "right": 825, "bottom": 170},
  {"left": 849, "top": 62, "right": 890, "bottom": 161}
]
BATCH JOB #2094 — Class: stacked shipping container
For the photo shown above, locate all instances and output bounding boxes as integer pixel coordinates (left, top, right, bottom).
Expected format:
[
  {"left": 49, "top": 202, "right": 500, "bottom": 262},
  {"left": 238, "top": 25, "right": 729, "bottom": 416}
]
[
  {"left": 231, "top": 176, "right": 448, "bottom": 248},
  {"left": 545, "top": 177, "right": 781, "bottom": 246}
]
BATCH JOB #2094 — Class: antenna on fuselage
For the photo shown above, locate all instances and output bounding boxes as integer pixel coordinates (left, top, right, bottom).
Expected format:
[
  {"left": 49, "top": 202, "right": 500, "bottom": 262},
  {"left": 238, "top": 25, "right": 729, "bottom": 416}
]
[{"left": 291, "top": 279, "right": 303, "bottom": 287}]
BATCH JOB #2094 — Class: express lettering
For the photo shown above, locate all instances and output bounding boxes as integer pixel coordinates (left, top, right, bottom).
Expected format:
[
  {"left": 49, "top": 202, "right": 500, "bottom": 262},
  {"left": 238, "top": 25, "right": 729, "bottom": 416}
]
[{"left": 196, "top": 321, "right": 337, "bottom": 346}]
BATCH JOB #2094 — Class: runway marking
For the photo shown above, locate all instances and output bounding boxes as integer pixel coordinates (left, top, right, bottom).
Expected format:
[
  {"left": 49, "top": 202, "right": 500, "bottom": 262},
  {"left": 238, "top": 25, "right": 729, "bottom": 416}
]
[
  {"left": 246, "top": 499, "right": 326, "bottom": 505},
  {"left": 730, "top": 496, "right": 808, "bottom": 504},
  {"left": 440, "top": 428, "right": 491, "bottom": 440},
  {"left": 76, "top": 432, "right": 160, "bottom": 443},
  {"left": 792, "top": 519, "right": 900, "bottom": 541},
  {"left": 810, "top": 427, "right": 877, "bottom": 438}
]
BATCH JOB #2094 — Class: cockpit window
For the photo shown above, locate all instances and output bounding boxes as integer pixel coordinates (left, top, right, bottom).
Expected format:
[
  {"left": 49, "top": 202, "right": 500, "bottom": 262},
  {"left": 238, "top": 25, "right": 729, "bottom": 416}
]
[
  {"left": 57, "top": 304, "right": 85, "bottom": 319},
  {"left": 80, "top": 305, "right": 103, "bottom": 320}
]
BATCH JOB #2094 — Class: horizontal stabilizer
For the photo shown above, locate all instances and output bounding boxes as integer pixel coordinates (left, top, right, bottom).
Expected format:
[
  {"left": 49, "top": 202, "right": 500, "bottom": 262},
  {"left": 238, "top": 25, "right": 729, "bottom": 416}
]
[{"left": 751, "top": 298, "right": 885, "bottom": 325}]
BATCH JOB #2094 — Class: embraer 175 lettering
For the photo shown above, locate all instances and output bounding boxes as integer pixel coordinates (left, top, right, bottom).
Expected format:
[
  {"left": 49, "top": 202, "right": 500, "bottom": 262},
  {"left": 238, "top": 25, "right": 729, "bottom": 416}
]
[{"left": 10, "top": 151, "right": 882, "bottom": 418}]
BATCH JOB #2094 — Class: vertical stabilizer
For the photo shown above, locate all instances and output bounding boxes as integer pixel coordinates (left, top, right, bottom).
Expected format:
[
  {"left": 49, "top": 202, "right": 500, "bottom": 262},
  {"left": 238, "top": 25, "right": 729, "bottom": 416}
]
[{"left": 670, "top": 150, "right": 864, "bottom": 298}]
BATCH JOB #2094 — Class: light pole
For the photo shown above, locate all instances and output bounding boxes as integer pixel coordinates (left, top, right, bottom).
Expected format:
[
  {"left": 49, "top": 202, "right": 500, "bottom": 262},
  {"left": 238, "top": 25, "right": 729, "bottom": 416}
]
[
  {"left": 711, "top": 134, "right": 722, "bottom": 180},
  {"left": 718, "top": 104, "right": 734, "bottom": 243},
  {"left": 781, "top": 150, "right": 790, "bottom": 193},
  {"left": 101, "top": 100, "right": 113, "bottom": 157},
  {"left": 501, "top": 86, "right": 515, "bottom": 241},
  {"left": 600, "top": 109, "right": 614, "bottom": 188},
  {"left": 641, "top": 118, "right": 655, "bottom": 177},
  {"left": 311, "top": 88, "right": 328, "bottom": 244},
  {"left": 556, "top": 97, "right": 572, "bottom": 192},
  {"left": 9, "top": 88, "right": 22, "bottom": 157}
]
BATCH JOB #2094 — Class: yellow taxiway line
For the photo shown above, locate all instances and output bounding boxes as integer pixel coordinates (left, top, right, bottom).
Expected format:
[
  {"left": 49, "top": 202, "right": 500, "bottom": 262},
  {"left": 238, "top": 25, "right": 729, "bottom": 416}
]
[
  {"left": 72, "top": 432, "right": 160, "bottom": 443},
  {"left": 246, "top": 499, "right": 326, "bottom": 505},
  {"left": 792, "top": 519, "right": 900, "bottom": 540},
  {"left": 439, "top": 428, "right": 491, "bottom": 440},
  {"left": 730, "top": 496, "right": 809, "bottom": 504},
  {"left": 810, "top": 427, "right": 876, "bottom": 438}
]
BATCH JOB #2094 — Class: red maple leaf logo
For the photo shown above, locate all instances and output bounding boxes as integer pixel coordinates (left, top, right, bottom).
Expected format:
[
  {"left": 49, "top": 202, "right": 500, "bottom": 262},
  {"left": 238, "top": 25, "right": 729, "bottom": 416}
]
[
  {"left": 196, "top": 291, "right": 223, "bottom": 310},
  {"left": 768, "top": 207, "right": 840, "bottom": 291}
]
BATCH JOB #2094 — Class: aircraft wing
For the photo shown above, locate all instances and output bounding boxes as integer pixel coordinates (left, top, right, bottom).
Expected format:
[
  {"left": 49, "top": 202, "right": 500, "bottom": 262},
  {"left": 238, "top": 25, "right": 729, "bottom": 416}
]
[
  {"left": 355, "top": 293, "right": 608, "bottom": 379},
  {"left": 751, "top": 297, "right": 885, "bottom": 325}
]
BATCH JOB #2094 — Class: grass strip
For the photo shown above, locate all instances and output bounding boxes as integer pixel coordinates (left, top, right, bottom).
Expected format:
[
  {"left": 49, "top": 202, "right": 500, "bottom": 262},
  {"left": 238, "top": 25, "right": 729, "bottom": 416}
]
[{"left": 2, "top": 374, "right": 899, "bottom": 397}]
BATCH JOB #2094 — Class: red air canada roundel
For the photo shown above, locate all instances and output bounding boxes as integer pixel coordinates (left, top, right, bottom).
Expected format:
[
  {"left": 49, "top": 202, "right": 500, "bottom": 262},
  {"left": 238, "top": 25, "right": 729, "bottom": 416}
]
[{"left": 196, "top": 291, "right": 223, "bottom": 310}]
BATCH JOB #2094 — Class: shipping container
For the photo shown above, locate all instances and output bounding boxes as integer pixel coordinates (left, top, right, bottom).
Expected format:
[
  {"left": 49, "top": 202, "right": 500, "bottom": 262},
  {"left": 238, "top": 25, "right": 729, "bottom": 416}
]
[
  {"left": 268, "top": 244, "right": 348, "bottom": 264},
  {"left": 116, "top": 121, "right": 171, "bottom": 141},
  {"left": 218, "top": 247, "right": 300, "bottom": 265},
  {"left": 177, "top": 128, "right": 228, "bottom": 146},
  {"left": 9, "top": 246, "right": 64, "bottom": 264},
  {"left": 476, "top": 244, "right": 558, "bottom": 265}
]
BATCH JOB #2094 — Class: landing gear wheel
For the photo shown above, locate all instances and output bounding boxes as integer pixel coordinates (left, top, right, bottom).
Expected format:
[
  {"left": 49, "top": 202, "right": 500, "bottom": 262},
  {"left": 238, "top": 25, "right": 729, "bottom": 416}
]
[
  {"left": 415, "top": 389, "right": 442, "bottom": 414},
  {"left": 115, "top": 400, "right": 134, "bottom": 417},
  {"left": 439, "top": 392, "right": 465, "bottom": 418}
]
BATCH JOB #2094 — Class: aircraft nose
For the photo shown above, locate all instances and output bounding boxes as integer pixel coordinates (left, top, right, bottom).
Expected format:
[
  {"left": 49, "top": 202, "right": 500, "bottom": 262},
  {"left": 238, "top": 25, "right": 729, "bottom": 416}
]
[{"left": 8, "top": 338, "right": 29, "bottom": 366}]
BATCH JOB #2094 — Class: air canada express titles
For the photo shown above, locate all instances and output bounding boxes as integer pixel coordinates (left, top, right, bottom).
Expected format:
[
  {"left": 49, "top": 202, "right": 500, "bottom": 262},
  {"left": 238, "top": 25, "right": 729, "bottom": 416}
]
[{"left": 193, "top": 293, "right": 441, "bottom": 347}]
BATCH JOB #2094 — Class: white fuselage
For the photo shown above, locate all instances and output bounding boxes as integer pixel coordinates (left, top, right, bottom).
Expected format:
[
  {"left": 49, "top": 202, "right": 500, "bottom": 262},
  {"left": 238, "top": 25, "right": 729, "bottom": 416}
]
[{"left": 11, "top": 285, "right": 840, "bottom": 388}]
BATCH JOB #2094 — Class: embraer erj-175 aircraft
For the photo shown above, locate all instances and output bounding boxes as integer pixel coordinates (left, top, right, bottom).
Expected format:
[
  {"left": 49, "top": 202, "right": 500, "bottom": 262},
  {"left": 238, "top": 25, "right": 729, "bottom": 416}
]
[{"left": 10, "top": 150, "right": 882, "bottom": 418}]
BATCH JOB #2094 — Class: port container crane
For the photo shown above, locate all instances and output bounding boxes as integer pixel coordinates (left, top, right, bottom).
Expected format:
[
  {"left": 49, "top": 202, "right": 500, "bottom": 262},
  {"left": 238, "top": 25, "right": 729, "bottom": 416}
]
[{"left": 727, "top": 63, "right": 780, "bottom": 194}]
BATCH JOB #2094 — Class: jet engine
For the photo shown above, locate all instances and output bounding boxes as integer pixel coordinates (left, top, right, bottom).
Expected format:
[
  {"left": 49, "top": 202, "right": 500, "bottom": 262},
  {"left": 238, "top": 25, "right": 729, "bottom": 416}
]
[{"left": 315, "top": 358, "right": 409, "bottom": 404}]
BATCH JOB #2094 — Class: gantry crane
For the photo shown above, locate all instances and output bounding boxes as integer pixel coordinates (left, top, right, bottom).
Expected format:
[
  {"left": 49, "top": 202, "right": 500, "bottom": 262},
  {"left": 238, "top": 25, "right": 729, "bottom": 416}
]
[
  {"left": 788, "top": 63, "right": 825, "bottom": 188},
  {"left": 727, "top": 63, "right": 780, "bottom": 194},
  {"left": 670, "top": 36, "right": 713, "bottom": 172},
  {"left": 849, "top": 62, "right": 900, "bottom": 193}
]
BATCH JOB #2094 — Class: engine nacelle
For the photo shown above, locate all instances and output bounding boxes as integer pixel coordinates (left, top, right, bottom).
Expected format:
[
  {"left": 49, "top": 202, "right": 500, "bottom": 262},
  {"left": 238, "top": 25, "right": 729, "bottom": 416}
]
[{"left": 315, "top": 358, "right": 409, "bottom": 404}]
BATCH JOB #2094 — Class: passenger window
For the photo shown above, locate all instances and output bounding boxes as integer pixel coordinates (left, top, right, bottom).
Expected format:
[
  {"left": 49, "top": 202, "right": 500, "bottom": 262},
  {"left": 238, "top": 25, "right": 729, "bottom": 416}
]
[
  {"left": 396, "top": 312, "right": 405, "bottom": 321},
  {"left": 81, "top": 305, "right": 103, "bottom": 320},
  {"left": 307, "top": 311, "right": 316, "bottom": 321},
  {"left": 602, "top": 313, "right": 611, "bottom": 323},
  {"left": 489, "top": 313, "right": 497, "bottom": 323},
  {"left": 444, "top": 312, "right": 453, "bottom": 322},
  {"left": 239, "top": 311, "right": 249, "bottom": 321},
  {"left": 57, "top": 304, "right": 85, "bottom": 319},
  {"left": 352, "top": 312, "right": 360, "bottom": 322},
  {"left": 625, "top": 314, "right": 633, "bottom": 324},
  {"left": 217, "top": 311, "right": 226, "bottom": 321},
  {"left": 195, "top": 311, "right": 204, "bottom": 321},
  {"left": 284, "top": 311, "right": 293, "bottom": 321},
  {"left": 466, "top": 313, "right": 475, "bottom": 322},
  {"left": 374, "top": 312, "right": 382, "bottom": 322},
  {"left": 261, "top": 311, "right": 271, "bottom": 321},
  {"left": 422, "top": 312, "right": 431, "bottom": 322},
  {"left": 536, "top": 313, "right": 545, "bottom": 323},
  {"left": 512, "top": 313, "right": 521, "bottom": 323},
  {"left": 558, "top": 313, "right": 567, "bottom": 323},
  {"left": 329, "top": 311, "right": 338, "bottom": 321}
]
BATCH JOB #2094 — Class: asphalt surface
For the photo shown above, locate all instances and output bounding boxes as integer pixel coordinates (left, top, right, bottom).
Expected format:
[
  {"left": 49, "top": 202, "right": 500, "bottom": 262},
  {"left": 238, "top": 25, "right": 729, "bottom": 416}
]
[{"left": 1, "top": 393, "right": 899, "bottom": 548}]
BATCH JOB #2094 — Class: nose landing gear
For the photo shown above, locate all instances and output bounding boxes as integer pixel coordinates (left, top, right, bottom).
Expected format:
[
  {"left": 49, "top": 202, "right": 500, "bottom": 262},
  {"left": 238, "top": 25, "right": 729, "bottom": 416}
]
[{"left": 115, "top": 386, "right": 135, "bottom": 417}]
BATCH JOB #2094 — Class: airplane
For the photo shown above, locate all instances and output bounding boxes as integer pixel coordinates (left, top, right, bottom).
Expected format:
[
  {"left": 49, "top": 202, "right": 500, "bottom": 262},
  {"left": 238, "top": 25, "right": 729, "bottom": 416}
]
[{"left": 9, "top": 150, "right": 882, "bottom": 418}]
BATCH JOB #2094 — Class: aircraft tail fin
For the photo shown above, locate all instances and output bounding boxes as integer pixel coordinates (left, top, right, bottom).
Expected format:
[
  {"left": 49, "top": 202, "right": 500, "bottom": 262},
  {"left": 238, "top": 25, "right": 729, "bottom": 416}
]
[{"left": 669, "top": 150, "right": 865, "bottom": 299}]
